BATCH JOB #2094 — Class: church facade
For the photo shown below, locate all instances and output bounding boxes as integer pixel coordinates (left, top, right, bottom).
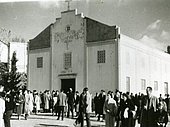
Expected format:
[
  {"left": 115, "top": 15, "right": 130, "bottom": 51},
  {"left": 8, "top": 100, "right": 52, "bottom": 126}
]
[{"left": 28, "top": 10, "right": 170, "bottom": 96}]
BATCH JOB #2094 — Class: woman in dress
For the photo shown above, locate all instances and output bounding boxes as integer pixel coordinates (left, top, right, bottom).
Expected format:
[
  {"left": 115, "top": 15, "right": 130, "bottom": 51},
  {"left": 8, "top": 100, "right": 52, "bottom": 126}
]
[
  {"left": 34, "top": 92, "right": 41, "bottom": 114},
  {"left": 44, "top": 91, "right": 50, "bottom": 113},
  {"left": 104, "top": 91, "right": 117, "bottom": 127},
  {"left": 24, "top": 90, "right": 34, "bottom": 120}
]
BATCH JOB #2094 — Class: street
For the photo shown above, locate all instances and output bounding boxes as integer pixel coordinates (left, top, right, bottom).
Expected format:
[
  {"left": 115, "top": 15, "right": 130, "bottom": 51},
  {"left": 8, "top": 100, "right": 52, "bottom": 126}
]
[
  {"left": 11, "top": 113, "right": 105, "bottom": 127},
  {"left": 11, "top": 113, "right": 170, "bottom": 127}
]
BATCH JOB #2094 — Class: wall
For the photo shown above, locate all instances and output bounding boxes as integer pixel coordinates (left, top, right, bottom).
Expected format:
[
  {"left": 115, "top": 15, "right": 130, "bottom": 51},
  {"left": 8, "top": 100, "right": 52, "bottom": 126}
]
[
  {"left": 51, "top": 10, "right": 85, "bottom": 92},
  {"left": 87, "top": 40, "right": 118, "bottom": 95},
  {"left": 0, "top": 42, "right": 8, "bottom": 62},
  {"left": 119, "top": 35, "right": 170, "bottom": 96},
  {"left": 28, "top": 48, "right": 51, "bottom": 92}
]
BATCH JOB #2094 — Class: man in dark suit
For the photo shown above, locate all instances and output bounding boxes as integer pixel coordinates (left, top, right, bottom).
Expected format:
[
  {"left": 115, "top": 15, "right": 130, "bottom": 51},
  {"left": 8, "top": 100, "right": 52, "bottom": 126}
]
[
  {"left": 140, "top": 87, "right": 159, "bottom": 127},
  {"left": 76, "top": 87, "right": 91, "bottom": 127},
  {"left": 165, "top": 94, "right": 170, "bottom": 115},
  {"left": 57, "top": 89, "right": 67, "bottom": 120},
  {"left": 4, "top": 89, "right": 15, "bottom": 127},
  {"left": 67, "top": 88, "right": 75, "bottom": 118},
  {"left": 97, "top": 90, "right": 106, "bottom": 121}
]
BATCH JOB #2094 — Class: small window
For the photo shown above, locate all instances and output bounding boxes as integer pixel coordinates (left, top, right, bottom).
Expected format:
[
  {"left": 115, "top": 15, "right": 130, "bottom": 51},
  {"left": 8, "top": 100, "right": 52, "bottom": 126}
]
[
  {"left": 37, "top": 57, "right": 43, "bottom": 68},
  {"left": 66, "top": 25, "right": 70, "bottom": 32},
  {"left": 97, "top": 50, "right": 105, "bottom": 63},
  {"left": 154, "top": 81, "right": 158, "bottom": 91},
  {"left": 126, "top": 76, "right": 130, "bottom": 92},
  {"left": 164, "top": 82, "right": 168, "bottom": 95},
  {"left": 141, "top": 79, "right": 146, "bottom": 90},
  {"left": 64, "top": 52, "right": 72, "bottom": 69}
]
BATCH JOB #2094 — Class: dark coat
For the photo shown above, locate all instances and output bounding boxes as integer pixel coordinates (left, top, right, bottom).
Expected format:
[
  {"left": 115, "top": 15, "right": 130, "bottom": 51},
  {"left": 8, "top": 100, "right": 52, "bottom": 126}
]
[
  {"left": 5, "top": 92, "right": 15, "bottom": 112},
  {"left": 15, "top": 94, "right": 25, "bottom": 115},
  {"left": 140, "top": 95, "right": 159, "bottom": 127},
  {"left": 165, "top": 97, "right": 170, "bottom": 113},
  {"left": 79, "top": 93, "right": 87, "bottom": 113},
  {"left": 156, "top": 109, "right": 168, "bottom": 125},
  {"left": 75, "top": 94, "right": 80, "bottom": 105},
  {"left": 94, "top": 95, "right": 99, "bottom": 114},
  {"left": 121, "top": 99, "right": 135, "bottom": 127},
  {"left": 98, "top": 93, "right": 106, "bottom": 114},
  {"left": 67, "top": 92, "right": 75, "bottom": 105},
  {"left": 104, "top": 99, "right": 117, "bottom": 127}
]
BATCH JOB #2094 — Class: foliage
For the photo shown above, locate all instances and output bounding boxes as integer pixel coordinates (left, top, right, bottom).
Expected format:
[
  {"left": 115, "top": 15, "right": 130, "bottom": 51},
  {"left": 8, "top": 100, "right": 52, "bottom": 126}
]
[
  {"left": 1, "top": 72, "right": 22, "bottom": 91},
  {"left": 0, "top": 51, "right": 26, "bottom": 92},
  {"left": 11, "top": 36, "right": 25, "bottom": 43}
]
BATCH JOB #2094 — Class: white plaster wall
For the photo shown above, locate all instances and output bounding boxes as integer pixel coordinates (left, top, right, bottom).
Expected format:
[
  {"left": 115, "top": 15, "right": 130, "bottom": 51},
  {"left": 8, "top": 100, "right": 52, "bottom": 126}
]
[
  {"left": 87, "top": 41, "right": 118, "bottom": 95},
  {"left": 28, "top": 48, "right": 51, "bottom": 92},
  {"left": 0, "top": 42, "right": 8, "bottom": 63},
  {"left": 51, "top": 10, "right": 85, "bottom": 92},
  {"left": 119, "top": 35, "right": 170, "bottom": 97}
]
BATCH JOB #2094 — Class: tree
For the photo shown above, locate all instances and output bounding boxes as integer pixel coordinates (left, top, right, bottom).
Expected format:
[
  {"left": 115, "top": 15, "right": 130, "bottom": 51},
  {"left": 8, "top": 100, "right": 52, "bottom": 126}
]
[
  {"left": 11, "top": 36, "right": 26, "bottom": 43},
  {"left": 0, "top": 51, "right": 24, "bottom": 92}
]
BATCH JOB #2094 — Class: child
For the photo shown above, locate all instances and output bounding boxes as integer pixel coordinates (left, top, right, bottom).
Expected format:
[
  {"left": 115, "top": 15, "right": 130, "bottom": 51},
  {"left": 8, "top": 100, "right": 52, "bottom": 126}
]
[{"left": 156, "top": 101, "right": 168, "bottom": 127}]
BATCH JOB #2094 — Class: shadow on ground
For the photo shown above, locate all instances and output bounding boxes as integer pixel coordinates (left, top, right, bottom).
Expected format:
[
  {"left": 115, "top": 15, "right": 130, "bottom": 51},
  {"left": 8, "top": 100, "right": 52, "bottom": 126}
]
[
  {"left": 38, "top": 124, "right": 68, "bottom": 127},
  {"left": 35, "top": 124, "right": 105, "bottom": 127}
]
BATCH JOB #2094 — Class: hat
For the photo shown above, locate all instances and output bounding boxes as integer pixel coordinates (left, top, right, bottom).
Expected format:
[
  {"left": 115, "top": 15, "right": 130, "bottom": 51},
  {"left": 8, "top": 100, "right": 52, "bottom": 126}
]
[
  {"left": 83, "top": 87, "right": 88, "bottom": 92},
  {"left": 122, "top": 93, "right": 128, "bottom": 99},
  {"left": 101, "top": 90, "right": 105, "bottom": 92}
]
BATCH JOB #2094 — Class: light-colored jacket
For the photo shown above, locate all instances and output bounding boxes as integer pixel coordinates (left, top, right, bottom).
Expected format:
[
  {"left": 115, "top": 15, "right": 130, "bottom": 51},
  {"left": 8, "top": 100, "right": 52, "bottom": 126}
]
[
  {"left": 34, "top": 95, "right": 41, "bottom": 111},
  {"left": 86, "top": 92, "right": 92, "bottom": 113},
  {"left": 25, "top": 93, "right": 34, "bottom": 114},
  {"left": 44, "top": 94, "right": 50, "bottom": 109},
  {"left": 58, "top": 92, "right": 67, "bottom": 106}
]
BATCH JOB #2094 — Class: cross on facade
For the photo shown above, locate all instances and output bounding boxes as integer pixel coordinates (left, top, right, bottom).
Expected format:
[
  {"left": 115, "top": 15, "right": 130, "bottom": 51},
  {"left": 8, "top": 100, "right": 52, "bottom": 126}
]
[
  {"left": 65, "top": 36, "right": 71, "bottom": 50},
  {"left": 65, "top": 0, "right": 72, "bottom": 10}
]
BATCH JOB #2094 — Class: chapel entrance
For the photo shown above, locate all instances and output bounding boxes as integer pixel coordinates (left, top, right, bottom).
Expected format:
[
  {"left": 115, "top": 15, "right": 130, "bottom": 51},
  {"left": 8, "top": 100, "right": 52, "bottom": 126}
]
[{"left": 61, "top": 78, "right": 75, "bottom": 93}]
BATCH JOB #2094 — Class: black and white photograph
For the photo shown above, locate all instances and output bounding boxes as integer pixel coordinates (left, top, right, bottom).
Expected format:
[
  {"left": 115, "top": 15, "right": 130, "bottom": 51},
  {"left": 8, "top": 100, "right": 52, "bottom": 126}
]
[{"left": 0, "top": 0, "right": 170, "bottom": 127}]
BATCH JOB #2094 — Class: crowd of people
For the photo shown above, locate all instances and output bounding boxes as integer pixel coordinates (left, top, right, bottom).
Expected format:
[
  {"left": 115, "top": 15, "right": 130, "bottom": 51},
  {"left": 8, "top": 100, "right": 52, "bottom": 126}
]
[
  {"left": 93, "top": 87, "right": 170, "bottom": 127},
  {"left": 0, "top": 84, "right": 170, "bottom": 127}
]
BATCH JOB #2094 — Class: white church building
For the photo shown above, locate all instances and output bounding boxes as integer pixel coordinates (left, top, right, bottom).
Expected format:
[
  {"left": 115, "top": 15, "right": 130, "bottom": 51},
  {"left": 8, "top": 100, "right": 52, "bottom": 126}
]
[{"left": 28, "top": 9, "right": 170, "bottom": 96}]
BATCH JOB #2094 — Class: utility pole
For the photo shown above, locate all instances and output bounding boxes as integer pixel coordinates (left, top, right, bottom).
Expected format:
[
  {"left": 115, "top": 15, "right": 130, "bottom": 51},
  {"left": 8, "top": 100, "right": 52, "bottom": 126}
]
[{"left": 7, "top": 41, "right": 10, "bottom": 72}]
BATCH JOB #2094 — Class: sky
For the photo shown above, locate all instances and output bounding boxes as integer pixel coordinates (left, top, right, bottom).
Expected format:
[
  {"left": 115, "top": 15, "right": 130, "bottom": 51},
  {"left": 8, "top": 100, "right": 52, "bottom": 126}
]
[{"left": 0, "top": 0, "right": 170, "bottom": 51}]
